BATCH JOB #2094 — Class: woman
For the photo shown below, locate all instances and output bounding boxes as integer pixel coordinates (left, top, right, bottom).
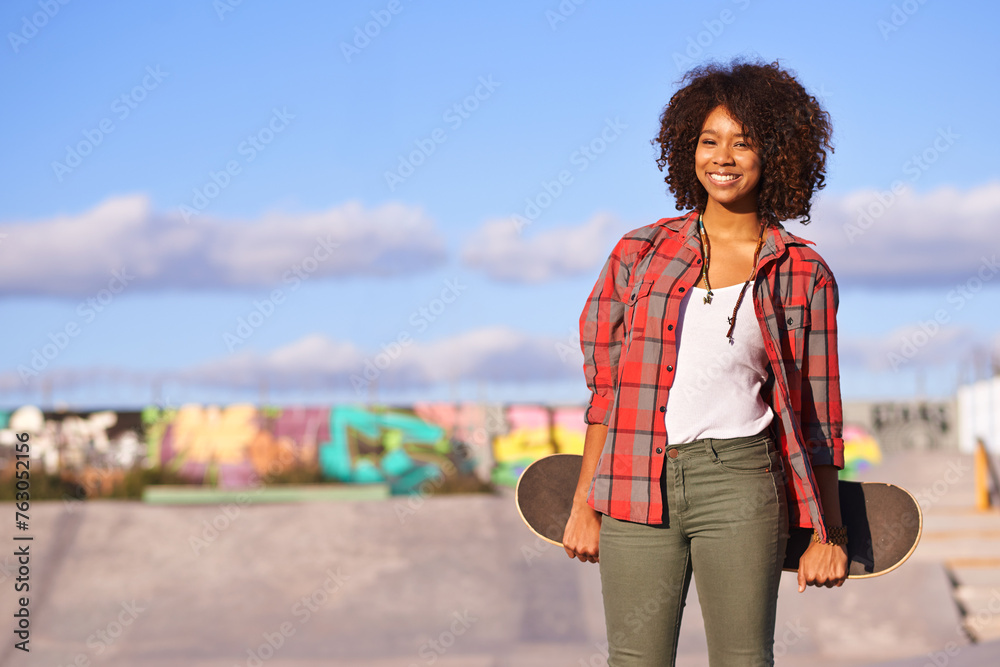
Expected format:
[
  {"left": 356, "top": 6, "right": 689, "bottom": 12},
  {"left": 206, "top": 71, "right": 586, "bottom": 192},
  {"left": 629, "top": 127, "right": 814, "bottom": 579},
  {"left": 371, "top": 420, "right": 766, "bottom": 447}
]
[{"left": 563, "top": 58, "right": 848, "bottom": 666}]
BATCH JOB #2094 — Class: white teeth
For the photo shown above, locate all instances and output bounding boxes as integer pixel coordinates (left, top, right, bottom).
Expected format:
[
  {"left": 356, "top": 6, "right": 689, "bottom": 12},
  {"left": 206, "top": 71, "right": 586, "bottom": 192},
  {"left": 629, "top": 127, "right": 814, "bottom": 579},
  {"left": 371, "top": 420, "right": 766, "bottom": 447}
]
[{"left": 710, "top": 173, "right": 739, "bottom": 182}]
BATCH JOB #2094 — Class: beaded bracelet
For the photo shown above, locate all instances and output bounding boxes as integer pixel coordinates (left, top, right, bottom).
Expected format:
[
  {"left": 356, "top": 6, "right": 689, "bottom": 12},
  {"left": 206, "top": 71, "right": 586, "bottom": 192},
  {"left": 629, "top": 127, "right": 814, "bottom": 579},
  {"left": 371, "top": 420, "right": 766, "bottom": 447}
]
[{"left": 812, "top": 525, "right": 848, "bottom": 545}]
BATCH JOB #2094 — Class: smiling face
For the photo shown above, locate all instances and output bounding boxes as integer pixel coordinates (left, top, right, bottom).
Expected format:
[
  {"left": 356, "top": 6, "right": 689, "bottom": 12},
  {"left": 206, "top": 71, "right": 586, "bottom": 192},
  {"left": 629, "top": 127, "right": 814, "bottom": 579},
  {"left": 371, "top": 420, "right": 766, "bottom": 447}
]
[{"left": 695, "top": 105, "right": 762, "bottom": 213}]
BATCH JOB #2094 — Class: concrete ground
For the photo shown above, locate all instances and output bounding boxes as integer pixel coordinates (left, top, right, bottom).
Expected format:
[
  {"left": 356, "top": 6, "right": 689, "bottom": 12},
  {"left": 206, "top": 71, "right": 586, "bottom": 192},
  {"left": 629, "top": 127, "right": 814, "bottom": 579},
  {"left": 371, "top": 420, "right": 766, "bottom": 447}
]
[{"left": 2, "top": 450, "right": 999, "bottom": 667}]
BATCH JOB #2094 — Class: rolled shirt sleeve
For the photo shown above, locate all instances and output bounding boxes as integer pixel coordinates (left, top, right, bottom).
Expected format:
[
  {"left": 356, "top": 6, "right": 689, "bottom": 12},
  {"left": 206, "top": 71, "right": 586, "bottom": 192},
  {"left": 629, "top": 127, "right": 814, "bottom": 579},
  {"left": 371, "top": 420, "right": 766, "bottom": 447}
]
[
  {"left": 579, "top": 237, "right": 632, "bottom": 426},
  {"left": 800, "top": 272, "right": 845, "bottom": 469}
]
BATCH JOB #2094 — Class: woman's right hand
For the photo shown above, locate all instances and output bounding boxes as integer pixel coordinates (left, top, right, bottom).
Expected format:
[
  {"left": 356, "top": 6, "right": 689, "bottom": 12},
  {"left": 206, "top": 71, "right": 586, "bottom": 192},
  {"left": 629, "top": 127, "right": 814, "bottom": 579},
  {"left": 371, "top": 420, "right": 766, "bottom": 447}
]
[{"left": 563, "top": 501, "right": 602, "bottom": 563}]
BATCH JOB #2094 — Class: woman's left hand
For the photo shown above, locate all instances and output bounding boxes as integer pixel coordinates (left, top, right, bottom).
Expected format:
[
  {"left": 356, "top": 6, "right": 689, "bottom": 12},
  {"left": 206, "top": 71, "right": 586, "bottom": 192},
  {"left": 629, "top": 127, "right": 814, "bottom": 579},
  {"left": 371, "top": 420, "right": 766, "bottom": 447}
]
[{"left": 797, "top": 541, "right": 848, "bottom": 592}]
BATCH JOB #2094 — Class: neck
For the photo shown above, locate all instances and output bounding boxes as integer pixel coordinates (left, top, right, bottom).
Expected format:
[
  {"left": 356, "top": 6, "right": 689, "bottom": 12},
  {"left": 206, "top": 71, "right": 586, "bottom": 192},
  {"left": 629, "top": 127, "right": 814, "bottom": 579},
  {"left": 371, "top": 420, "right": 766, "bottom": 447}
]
[{"left": 701, "top": 199, "right": 762, "bottom": 242}]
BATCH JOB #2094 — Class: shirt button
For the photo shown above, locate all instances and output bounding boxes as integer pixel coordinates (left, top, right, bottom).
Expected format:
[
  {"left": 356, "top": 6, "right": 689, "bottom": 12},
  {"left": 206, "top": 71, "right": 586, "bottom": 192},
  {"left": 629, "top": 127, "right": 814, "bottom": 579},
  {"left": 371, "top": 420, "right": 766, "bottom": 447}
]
[
  {"left": 667, "top": 324, "right": 674, "bottom": 331},
  {"left": 656, "top": 447, "right": 663, "bottom": 454},
  {"left": 659, "top": 405, "right": 666, "bottom": 412},
  {"left": 787, "top": 317, "right": 794, "bottom": 325},
  {"left": 666, "top": 365, "right": 673, "bottom": 372},
  {"left": 678, "top": 286, "right": 685, "bottom": 293}
]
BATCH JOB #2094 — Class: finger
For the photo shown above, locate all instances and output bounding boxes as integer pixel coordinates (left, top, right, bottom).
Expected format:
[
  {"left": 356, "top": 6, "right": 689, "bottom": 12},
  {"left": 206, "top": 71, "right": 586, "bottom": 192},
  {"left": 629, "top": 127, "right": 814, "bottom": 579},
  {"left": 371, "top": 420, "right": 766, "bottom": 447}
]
[{"left": 797, "top": 568, "right": 805, "bottom": 593}]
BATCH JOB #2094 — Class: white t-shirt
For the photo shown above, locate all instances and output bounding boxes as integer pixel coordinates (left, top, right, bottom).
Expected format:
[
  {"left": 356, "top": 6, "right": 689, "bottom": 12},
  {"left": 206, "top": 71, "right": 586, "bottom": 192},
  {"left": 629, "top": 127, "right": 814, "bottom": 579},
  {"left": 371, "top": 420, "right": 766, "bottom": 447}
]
[{"left": 663, "top": 281, "right": 774, "bottom": 444}]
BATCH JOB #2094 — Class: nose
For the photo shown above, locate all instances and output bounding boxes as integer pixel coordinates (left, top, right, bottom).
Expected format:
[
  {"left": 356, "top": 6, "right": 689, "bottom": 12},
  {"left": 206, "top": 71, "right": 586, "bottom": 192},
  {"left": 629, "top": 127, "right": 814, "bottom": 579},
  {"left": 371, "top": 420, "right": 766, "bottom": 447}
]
[{"left": 713, "top": 144, "right": 735, "bottom": 166}]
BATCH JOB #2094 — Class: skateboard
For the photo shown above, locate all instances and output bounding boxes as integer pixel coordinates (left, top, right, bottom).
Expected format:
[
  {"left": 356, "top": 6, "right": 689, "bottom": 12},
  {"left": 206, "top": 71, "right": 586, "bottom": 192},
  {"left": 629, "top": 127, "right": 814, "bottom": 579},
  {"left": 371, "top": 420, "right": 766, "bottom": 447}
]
[{"left": 514, "top": 453, "right": 923, "bottom": 578}]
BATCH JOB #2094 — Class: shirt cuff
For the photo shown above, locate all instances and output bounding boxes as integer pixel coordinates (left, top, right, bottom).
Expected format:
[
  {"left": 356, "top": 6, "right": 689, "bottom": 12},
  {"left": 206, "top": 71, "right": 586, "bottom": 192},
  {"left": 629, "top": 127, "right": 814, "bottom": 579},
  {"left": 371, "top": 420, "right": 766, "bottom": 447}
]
[
  {"left": 585, "top": 392, "right": 611, "bottom": 426},
  {"left": 805, "top": 436, "right": 845, "bottom": 469}
]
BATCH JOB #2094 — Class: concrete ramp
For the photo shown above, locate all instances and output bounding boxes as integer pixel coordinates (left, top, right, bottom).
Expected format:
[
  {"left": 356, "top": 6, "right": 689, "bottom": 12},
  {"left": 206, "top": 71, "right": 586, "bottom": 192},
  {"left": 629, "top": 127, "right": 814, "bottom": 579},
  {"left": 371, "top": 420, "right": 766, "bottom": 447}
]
[{"left": 2, "top": 452, "right": 999, "bottom": 666}]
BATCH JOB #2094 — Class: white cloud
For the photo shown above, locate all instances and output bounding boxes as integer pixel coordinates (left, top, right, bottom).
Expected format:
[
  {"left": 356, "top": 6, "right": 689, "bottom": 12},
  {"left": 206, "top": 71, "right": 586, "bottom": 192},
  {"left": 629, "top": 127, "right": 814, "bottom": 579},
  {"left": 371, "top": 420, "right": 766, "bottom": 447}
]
[
  {"left": 0, "top": 326, "right": 584, "bottom": 394},
  {"left": 460, "top": 181, "right": 1000, "bottom": 288},
  {"left": 0, "top": 195, "right": 447, "bottom": 297},
  {"left": 172, "top": 326, "right": 579, "bottom": 392},
  {"left": 839, "top": 325, "right": 999, "bottom": 373},
  {"left": 796, "top": 181, "right": 1000, "bottom": 287},
  {"left": 461, "top": 211, "right": 622, "bottom": 282}
]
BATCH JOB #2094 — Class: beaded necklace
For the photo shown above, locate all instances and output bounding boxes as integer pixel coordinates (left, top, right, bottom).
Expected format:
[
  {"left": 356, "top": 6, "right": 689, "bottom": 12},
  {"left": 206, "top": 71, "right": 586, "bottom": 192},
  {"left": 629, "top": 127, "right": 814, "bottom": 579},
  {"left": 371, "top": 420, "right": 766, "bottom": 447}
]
[{"left": 696, "top": 210, "right": 767, "bottom": 342}]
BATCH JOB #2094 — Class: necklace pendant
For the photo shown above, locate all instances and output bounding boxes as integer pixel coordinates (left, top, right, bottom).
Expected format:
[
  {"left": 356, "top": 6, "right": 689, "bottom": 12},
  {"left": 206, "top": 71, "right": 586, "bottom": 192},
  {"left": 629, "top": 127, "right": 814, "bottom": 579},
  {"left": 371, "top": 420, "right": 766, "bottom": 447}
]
[{"left": 703, "top": 291, "right": 713, "bottom": 304}]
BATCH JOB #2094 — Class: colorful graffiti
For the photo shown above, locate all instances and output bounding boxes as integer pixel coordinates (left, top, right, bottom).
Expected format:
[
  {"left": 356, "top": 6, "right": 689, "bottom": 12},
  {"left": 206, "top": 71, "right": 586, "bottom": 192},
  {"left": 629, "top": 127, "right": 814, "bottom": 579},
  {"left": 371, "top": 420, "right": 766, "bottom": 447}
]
[
  {"left": 491, "top": 405, "right": 586, "bottom": 487},
  {"left": 841, "top": 423, "right": 883, "bottom": 480},
  {"left": 322, "top": 404, "right": 478, "bottom": 494},
  {"left": 145, "top": 403, "right": 319, "bottom": 487},
  {"left": 0, "top": 403, "right": 888, "bottom": 497},
  {"left": 0, "top": 403, "right": 488, "bottom": 496}
]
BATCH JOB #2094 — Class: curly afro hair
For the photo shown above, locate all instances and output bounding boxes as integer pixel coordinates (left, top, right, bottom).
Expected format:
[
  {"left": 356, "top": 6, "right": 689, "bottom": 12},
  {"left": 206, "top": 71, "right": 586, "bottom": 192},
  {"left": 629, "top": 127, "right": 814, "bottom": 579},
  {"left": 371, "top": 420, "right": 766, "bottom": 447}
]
[{"left": 652, "top": 57, "right": 833, "bottom": 225}]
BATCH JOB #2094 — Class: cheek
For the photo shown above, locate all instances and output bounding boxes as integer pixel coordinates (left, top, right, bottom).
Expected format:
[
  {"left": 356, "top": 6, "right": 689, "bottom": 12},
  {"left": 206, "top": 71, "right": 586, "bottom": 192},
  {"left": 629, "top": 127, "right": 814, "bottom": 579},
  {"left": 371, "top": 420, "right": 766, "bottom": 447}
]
[{"left": 742, "top": 158, "right": 762, "bottom": 181}]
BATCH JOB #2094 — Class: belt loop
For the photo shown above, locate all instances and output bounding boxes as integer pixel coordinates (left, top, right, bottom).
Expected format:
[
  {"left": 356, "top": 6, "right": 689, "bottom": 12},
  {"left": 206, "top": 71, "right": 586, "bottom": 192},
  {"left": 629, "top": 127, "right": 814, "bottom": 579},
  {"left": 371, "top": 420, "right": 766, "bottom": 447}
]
[{"left": 704, "top": 436, "right": 717, "bottom": 462}]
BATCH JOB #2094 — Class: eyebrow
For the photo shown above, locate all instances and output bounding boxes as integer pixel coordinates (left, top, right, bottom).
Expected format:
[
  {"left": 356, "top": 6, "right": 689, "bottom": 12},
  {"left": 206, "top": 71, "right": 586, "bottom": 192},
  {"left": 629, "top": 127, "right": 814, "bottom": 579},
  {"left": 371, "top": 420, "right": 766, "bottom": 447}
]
[{"left": 700, "top": 129, "right": 746, "bottom": 137}]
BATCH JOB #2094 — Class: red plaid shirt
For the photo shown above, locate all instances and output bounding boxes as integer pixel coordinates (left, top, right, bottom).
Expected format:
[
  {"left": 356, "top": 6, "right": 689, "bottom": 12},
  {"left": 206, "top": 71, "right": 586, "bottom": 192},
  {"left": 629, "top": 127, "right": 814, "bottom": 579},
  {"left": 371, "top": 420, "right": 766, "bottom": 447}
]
[{"left": 579, "top": 210, "right": 844, "bottom": 541}]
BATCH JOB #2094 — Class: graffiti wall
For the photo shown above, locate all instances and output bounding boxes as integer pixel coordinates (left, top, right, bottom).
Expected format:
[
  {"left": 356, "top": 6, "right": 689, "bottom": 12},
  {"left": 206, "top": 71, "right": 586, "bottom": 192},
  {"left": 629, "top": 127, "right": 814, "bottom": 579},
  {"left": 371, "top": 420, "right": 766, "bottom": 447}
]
[
  {"left": 0, "top": 402, "right": 899, "bottom": 497},
  {"left": 0, "top": 403, "right": 543, "bottom": 496},
  {"left": 491, "top": 405, "right": 586, "bottom": 486},
  {"left": 841, "top": 423, "right": 882, "bottom": 480}
]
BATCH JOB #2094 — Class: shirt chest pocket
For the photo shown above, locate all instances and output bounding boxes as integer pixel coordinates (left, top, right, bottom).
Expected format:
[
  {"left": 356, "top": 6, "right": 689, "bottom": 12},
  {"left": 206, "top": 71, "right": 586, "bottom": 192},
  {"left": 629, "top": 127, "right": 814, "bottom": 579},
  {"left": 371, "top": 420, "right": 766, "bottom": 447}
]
[
  {"left": 625, "top": 280, "right": 656, "bottom": 343},
  {"left": 779, "top": 301, "right": 811, "bottom": 365}
]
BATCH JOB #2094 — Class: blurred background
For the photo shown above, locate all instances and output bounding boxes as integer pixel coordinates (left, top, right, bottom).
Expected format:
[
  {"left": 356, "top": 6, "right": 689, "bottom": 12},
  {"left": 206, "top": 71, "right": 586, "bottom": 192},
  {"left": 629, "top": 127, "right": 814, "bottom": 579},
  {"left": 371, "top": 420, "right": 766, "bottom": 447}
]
[{"left": 1, "top": 1, "right": 999, "bottom": 666}]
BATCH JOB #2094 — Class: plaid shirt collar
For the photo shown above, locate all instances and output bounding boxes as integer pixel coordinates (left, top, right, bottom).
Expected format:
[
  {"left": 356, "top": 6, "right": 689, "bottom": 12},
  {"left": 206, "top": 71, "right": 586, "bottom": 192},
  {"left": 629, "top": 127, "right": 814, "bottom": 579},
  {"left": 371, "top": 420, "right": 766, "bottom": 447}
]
[{"left": 658, "top": 209, "right": 816, "bottom": 272}]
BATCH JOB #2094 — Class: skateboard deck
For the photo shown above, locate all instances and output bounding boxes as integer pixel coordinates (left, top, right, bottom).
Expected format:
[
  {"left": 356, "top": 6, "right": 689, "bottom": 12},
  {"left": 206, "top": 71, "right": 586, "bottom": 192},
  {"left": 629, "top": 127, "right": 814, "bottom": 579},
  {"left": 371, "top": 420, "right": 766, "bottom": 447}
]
[{"left": 515, "top": 453, "right": 922, "bottom": 578}]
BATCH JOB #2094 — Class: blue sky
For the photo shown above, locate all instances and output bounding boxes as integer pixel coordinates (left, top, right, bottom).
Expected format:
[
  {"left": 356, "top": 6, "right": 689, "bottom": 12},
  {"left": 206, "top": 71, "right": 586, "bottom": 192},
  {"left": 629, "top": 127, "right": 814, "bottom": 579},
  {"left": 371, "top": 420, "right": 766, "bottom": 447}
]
[{"left": 1, "top": 0, "right": 998, "bottom": 410}]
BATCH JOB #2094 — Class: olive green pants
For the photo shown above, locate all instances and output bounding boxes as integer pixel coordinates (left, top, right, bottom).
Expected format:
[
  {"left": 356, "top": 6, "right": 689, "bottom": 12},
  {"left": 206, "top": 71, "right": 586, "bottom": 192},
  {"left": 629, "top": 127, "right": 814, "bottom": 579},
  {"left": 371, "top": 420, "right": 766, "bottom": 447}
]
[{"left": 598, "top": 429, "right": 789, "bottom": 666}]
